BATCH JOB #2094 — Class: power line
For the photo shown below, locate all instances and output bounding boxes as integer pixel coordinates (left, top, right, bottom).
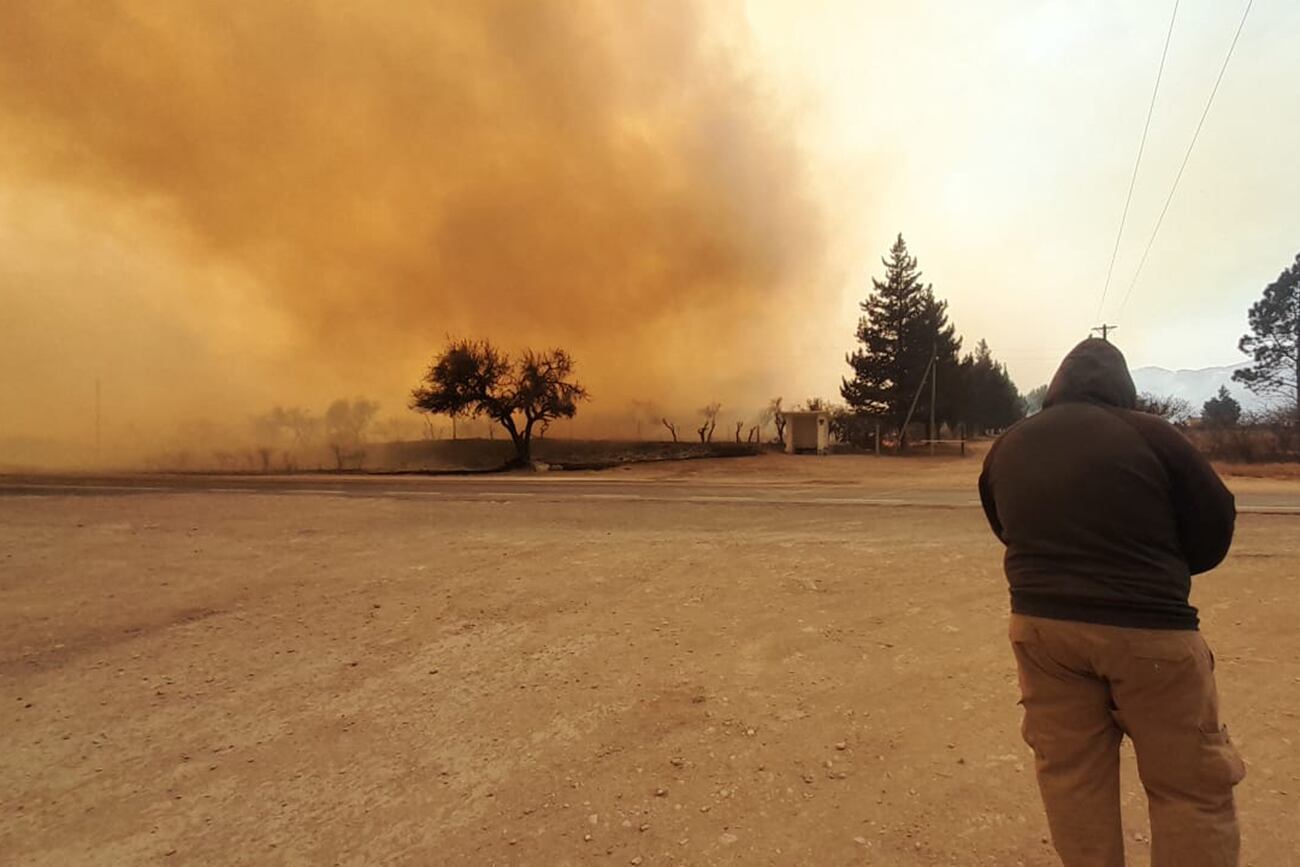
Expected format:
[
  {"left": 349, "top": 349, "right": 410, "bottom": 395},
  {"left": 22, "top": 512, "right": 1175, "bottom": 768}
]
[
  {"left": 1115, "top": 0, "right": 1254, "bottom": 321},
  {"left": 1094, "top": 0, "right": 1180, "bottom": 325}
]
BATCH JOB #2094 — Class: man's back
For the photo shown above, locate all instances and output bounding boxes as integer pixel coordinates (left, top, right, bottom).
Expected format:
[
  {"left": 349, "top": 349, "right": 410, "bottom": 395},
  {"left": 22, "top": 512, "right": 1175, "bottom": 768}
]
[{"left": 979, "top": 340, "right": 1235, "bottom": 630}]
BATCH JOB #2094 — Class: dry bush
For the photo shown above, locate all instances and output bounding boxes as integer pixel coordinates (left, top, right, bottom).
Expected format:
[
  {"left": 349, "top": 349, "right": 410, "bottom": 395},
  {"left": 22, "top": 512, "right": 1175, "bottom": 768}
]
[{"left": 1188, "top": 421, "right": 1298, "bottom": 464}]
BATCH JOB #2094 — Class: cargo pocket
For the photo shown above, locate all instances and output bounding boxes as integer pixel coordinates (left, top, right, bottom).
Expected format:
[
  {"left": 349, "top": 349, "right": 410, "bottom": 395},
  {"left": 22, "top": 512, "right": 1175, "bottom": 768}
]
[{"left": 1201, "top": 726, "right": 1246, "bottom": 789}]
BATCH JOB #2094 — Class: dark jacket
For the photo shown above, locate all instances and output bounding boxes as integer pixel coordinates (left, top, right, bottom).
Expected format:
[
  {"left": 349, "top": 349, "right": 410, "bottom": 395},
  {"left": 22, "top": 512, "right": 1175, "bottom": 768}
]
[{"left": 979, "top": 338, "right": 1235, "bottom": 630}]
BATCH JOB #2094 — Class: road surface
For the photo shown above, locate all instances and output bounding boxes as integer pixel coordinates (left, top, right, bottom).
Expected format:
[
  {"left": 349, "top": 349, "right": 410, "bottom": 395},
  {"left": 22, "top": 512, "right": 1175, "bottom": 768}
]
[{"left": 2, "top": 469, "right": 1298, "bottom": 513}]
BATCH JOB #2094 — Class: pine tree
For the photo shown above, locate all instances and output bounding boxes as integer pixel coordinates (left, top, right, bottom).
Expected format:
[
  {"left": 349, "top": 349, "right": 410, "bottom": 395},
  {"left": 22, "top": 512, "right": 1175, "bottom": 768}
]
[
  {"left": 841, "top": 234, "right": 961, "bottom": 437},
  {"left": 956, "top": 339, "right": 1024, "bottom": 435},
  {"left": 1022, "top": 384, "right": 1048, "bottom": 416},
  {"left": 1201, "top": 386, "right": 1241, "bottom": 429},
  {"left": 1233, "top": 252, "right": 1299, "bottom": 426}
]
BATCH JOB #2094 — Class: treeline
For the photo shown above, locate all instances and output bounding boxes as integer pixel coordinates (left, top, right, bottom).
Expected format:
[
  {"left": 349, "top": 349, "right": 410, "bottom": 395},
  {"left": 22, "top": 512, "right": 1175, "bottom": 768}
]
[
  {"left": 147, "top": 398, "right": 400, "bottom": 472},
  {"left": 838, "top": 234, "right": 1024, "bottom": 445},
  {"left": 1142, "top": 388, "right": 1298, "bottom": 463},
  {"left": 248, "top": 401, "right": 381, "bottom": 470}
]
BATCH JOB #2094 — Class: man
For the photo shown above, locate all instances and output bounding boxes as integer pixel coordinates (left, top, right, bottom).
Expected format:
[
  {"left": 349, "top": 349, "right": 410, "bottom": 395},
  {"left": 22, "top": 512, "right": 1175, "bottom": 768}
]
[{"left": 978, "top": 338, "right": 1244, "bottom": 867}]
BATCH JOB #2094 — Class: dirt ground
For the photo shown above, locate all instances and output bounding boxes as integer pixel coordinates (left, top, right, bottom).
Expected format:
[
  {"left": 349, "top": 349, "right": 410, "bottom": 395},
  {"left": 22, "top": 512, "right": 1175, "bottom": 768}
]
[{"left": 2, "top": 455, "right": 1297, "bottom": 865}]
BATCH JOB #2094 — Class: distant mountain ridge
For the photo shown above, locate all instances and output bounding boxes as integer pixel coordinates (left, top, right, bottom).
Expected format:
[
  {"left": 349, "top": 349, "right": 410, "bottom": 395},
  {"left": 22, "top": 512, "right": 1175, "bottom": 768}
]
[{"left": 1129, "top": 362, "right": 1270, "bottom": 414}]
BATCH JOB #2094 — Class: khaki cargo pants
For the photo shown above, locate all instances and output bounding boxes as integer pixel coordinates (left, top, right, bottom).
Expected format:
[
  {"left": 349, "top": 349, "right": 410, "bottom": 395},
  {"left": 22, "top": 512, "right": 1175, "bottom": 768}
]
[{"left": 1010, "top": 613, "right": 1245, "bottom": 867}]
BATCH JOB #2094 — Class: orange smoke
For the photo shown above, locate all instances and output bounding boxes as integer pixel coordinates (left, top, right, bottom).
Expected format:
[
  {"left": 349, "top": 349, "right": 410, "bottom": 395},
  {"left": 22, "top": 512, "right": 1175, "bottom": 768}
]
[{"left": 0, "top": 0, "right": 832, "bottom": 460}]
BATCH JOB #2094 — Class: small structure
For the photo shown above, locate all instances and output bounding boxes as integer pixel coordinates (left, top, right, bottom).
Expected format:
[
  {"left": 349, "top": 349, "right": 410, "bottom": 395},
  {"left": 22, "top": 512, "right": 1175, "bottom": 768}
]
[{"left": 783, "top": 410, "right": 830, "bottom": 455}]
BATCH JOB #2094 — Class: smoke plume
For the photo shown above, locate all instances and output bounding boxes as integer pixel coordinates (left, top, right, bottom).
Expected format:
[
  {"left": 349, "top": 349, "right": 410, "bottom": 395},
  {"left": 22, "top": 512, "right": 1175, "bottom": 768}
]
[{"left": 0, "top": 0, "right": 831, "bottom": 460}]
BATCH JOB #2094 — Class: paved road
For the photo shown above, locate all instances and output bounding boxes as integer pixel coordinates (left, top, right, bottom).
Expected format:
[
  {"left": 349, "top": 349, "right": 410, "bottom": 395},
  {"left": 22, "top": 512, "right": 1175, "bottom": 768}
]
[{"left": 3, "top": 472, "right": 1298, "bottom": 514}]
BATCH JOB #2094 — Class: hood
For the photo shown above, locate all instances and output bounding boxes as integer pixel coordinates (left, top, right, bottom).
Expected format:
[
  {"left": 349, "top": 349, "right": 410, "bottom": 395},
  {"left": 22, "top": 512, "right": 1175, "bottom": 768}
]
[{"left": 1043, "top": 338, "right": 1137, "bottom": 410}]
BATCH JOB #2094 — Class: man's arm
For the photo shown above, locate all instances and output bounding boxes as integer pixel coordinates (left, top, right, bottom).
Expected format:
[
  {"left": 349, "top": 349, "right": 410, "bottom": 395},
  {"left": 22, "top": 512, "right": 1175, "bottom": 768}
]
[
  {"left": 1120, "top": 412, "right": 1236, "bottom": 574},
  {"left": 978, "top": 441, "right": 1005, "bottom": 543}
]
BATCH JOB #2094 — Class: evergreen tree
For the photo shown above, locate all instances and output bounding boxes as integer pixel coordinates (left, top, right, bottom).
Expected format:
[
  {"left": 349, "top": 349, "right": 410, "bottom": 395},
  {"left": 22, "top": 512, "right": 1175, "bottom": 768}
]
[
  {"left": 1233, "top": 252, "right": 1299, "bottom": 426},
  {"left": 841, "top": 234, "right": 961, "bottom": 438},
  {"left": 956, "top": 339, "right": 1024, "bottom": 435},
  {"left": 1023, "top": 384, "right": 1049, "bottom": 416},
  {"left": 1201, "top": 386, "right": 1242, "bottom": 429}
]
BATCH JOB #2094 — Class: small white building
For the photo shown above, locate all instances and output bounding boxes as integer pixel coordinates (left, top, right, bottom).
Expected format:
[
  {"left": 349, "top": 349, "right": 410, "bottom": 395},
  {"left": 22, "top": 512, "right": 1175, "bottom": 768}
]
[{"left": 783, "top": 410, "right": 830, "bottom": 455}]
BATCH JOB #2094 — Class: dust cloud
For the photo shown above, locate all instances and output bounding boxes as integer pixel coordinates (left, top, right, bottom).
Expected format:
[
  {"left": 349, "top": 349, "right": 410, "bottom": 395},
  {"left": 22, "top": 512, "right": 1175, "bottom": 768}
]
[{"left": 0, "top": 1, "right": 834, "bottom": 465}]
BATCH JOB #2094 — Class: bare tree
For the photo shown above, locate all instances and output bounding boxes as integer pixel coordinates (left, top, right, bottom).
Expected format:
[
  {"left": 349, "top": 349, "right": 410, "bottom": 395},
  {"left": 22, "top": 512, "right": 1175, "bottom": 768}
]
[
  {"left": 251, "top": 406, "right": 319, "bottom": 471},
  {"left": 769, "top": 397, "right": 787, "bottom": 446},
  {"left": 279, "top": 408, "right": 319, "bottom": 469},
  {"left": 250, "top": 413, "right": 280, "bottom": 473},
  {"left": 280, "top": 408, "right": 318, "bottom": 449},
  {"left": 734, "top": 420, "right": 744, "bottom": 442},
  {"left": 410, "top": 339, "right": 589, "bottom": 467},
  {"left": 325, "top": 398, "right": 379, "bottom": 469},
  {"left": 697, "top": 402, "right": 721, "bottom": 443},
  {"left": 661, "top": 418, "right": 679, "bottom": 442},
  {"left": 1135, "top": 392, "right": 1192, "bottom": 426}
]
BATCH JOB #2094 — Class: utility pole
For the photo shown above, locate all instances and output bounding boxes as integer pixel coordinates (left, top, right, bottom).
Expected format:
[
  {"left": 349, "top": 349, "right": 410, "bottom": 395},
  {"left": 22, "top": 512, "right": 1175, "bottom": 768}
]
[
  {"left": 897, "top": 350, "right": 936, "bottom": 454},
  {"left": 929, "top": 343, "right": 937, "bottom": 457},
  {"left": 1092, "top": 324, "right": 1118, "bottom": 342}
]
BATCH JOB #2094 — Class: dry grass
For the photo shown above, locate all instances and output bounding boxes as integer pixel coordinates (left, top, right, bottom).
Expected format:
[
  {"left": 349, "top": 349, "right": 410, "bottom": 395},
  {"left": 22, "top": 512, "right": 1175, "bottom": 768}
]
[{"left": 1189, "top": 426, "right": 1299, "bottom": 466}]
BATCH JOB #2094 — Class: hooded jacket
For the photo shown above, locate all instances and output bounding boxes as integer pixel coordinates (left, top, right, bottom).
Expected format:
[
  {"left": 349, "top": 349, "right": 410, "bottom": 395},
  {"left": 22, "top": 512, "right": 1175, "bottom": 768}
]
[{"left": 978, "top": 338, "right": 1235, "bottom": 630}]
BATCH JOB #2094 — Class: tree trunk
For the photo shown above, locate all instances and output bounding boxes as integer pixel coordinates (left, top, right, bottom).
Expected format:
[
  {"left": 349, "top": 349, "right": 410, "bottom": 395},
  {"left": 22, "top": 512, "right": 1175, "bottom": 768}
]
[
  {"left": 518, "top": 418, "right": 535, "bottom": 465},
  {"left": 498, "top": 415, "right": 529, "bottom": 468}
]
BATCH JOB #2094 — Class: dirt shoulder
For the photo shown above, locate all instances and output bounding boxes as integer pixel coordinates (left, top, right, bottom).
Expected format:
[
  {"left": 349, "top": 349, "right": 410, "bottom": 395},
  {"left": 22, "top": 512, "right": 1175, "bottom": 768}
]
[{"left": 2, "top": 488, "right": 1295, "bottom": 865}]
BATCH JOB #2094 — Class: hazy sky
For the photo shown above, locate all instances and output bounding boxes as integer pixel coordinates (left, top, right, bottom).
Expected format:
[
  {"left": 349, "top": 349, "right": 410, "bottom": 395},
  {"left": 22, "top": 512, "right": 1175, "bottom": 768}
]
[
  {"left": 2, "top": 1, "right": 1297, "bottom": 456},
  {"left": 746, "top": 0, "right": 1300, "bottom": 387}
]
